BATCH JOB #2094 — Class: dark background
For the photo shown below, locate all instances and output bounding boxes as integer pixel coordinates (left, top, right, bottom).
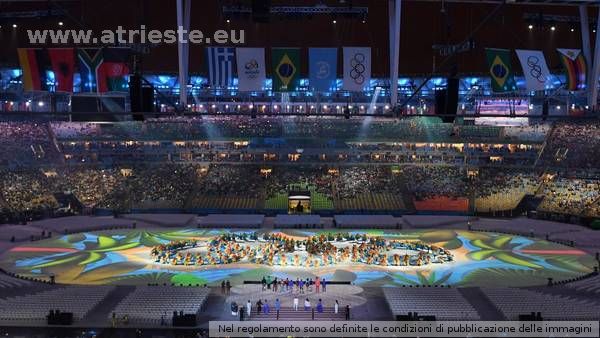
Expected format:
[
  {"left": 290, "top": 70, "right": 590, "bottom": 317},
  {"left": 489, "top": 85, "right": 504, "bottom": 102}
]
[{"left": 0, "top": 0, "right": 597, "bottom": 77}]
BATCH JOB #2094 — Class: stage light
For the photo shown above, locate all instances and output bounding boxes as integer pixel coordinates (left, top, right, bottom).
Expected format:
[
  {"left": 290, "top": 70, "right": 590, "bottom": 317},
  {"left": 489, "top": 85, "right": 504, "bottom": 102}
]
[
  {"left": 528, "top": 24, "right": 533, "bottom": 30},
  {"left": 585, "top": 105, "right": 589, "bottom": 109},
  {"left": 225, "top": 105, "right": 229, "bottom": 109},
  {"left": 226, "top": 19, "right": 230, "bottom": 23},
  {"left": 332, "top": 20, "right": 337, "bottom": 24},
  {"left": 199, "top": 104, "right": 204, "bottom": 108},
  {"left": 211, "top": 104, "right": 216, "bottom": 109},
  {"left": 249, "top": 104, "right": 254, "bottom": 109},
  {"left": 348, "top": 105, "right": 353, "bottom": 109},
  {"left": 362, "top": 20, "right": 366, "bottom": 24},
  {"left": 38, "top": 101, "right": 44, "bottom": 107},
  {"left": 384, "top": 105, "right": 390, "bottom": 110},
  {"left": 550, "top": 26, "right": 556, "bottom": 31},
  {"left": 571, "top": 28, "right": 575, "bottom": 32},
  {"left": 310, "top": 105, "right": 315, "bottom": 109},
  {"left": 58, "top": 22, "right": 64, "bottom": 26},
  {"left": 360, "top": 105, "right": 365, "bottom": 110},
  {"left": 273, "top": 105, "right": 278, "bottom": 109},
  {"left": 12, "top": 24, "right": 17, "bottom": 28},
  {"left": 556, "top": 105, "right": 560, "bottom": 110},
  {"left": 237, "top": 105, "right": 241, "bottom": 109}
]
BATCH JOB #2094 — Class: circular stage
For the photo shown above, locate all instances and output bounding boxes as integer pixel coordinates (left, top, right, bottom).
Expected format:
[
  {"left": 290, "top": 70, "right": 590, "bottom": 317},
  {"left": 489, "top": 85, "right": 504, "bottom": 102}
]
[{"left": 1, "top": 229, "right": 595, "bottom": 287}]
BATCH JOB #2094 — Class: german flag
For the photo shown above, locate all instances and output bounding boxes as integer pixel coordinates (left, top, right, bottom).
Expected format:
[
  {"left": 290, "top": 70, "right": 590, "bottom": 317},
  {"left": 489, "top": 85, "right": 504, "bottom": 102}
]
[
  {"left": 557, "top": 48, "right": 587, "bottom": 91},
  {"left": 17, "top": 48, "right": 49, "bottom": 91}
]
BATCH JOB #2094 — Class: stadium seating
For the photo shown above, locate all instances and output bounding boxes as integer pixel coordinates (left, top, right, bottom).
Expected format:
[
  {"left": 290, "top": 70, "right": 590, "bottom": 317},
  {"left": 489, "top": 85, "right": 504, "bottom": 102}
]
[
  {"left": 110, "top": 286, "right": 211, "bottom": 325},
  {"left": 383, "top": 287, "right": 480, "bottom": 320},
  {"left": 0, "top": 286, "right": 114, "bottom": 322},
  {"left": 482, "top": 288, "right": 600, "bottom": 320}
]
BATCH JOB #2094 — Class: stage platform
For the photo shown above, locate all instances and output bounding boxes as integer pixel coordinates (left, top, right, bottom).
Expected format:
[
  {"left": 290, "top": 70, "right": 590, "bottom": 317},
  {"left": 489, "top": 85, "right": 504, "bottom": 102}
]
[{"left": 0, "top": 228, "right": 595, "bottom": 288}]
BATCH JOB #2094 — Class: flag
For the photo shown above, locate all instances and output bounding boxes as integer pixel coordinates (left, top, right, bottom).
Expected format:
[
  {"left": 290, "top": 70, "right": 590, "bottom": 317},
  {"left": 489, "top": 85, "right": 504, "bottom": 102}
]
[
  {"left": 557, "top": 48, "right": 587, "bottom": 91},
  {"left": 17, "top": 48, "right": 49, "bottom": 91},
  {"left": 309, "top": 48, "right": 337, "bottom": 91},
  {"left": 515, "top": 49, "right": 551, "bottom": 92},
  {"left": 343, "top": 47, "right": 371, "bottom": 91},
  {"left": 272, "top": 48, "right": 300, "bottom": 92},
  {"left": 77, "top": 48, "right": 103, "bottom": 93},
  {"left": 485, "top": 48, "right": 516, "bottom": 92},
  {"left": 97, "top": 47, "right": 130, "bottom": 93},
  {"left": 48, "top": 48, "right": 75, "bottom": 92},
  {"left": 236, "top": 48, "right": 266, "bottom": 91},
  {"left": 206, "top": 47, "right": 236, "bottom": 88}
]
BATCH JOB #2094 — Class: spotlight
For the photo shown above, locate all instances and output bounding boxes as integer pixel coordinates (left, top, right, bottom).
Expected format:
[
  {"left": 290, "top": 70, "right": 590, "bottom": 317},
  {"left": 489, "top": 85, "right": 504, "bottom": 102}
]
[
  {"left": 332, "top": 20, "right": 337, "bottom": 24},
  {"left": 550, "top": 26, "right": 556, "bottom": 31},
  {"left": 226, "top": 19, "right": 231, "bottom": 23},
  {"left": 362, "top": 20, "right": 366, "bottom": 24},
  {"left": 37, "top": 101, "right": 44, "bottom": 107},
  {"left": 12, "top": 24, "right": 17, "bottom": 28},
  {"left": 58, "top": 22, "right": 64, "bottom": 26},
  {"left": 528, "top": 24, "right": 533, "bottom": 30},
  {"left": 571, "top": 28, "right": 575, "bottom": 32}
]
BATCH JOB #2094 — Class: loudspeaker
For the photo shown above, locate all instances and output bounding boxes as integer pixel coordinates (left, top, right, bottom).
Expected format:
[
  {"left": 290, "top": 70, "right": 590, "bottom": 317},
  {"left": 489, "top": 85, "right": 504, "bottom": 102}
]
[
  {"left": 130, "top": 75, "right": 155, "bottom": 120},
  {"left": 446, "top": 78, "right": 459, "bottom": 116},
  {"left": 141, "top": 86, "right": 155, "bottom": 112},
  {"left": 130, "top": 74, "right": 143, "bottom": 120},
  {"left": 252, "top": 0, "right": 271, "bottom": 23},
  {"left": 434, "top": 78, "right": 458, "bottom": 123},
  {"left": 435, "top": 89, "right": 447, "bottom": 116}
]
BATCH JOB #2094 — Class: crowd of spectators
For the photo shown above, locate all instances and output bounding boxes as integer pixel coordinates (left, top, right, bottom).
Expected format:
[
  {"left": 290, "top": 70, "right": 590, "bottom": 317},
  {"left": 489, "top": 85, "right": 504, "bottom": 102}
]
[
  {"left": 538, "top": 178, "right": 600, "bottom": 217},
  {"left": 541, "top": 120, "right": 600, "bottom": 169}
]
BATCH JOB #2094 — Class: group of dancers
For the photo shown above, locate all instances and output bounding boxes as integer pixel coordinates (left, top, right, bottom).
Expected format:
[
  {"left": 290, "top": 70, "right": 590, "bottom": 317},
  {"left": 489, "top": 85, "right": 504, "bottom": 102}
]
[{"left": 150, "top": 232, "right": 453, "bottom": 268}]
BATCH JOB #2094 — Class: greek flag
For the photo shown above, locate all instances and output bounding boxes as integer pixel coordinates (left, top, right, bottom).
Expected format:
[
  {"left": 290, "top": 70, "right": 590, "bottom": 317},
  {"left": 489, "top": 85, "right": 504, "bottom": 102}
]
[{"left": 206, "top": 47, "right": 235, "bottom": 88}]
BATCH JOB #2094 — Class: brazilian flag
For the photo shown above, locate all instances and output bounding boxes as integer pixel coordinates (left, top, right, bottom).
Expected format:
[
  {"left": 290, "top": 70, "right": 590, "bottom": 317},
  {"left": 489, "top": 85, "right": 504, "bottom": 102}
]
[
  {"left": 272, "top": 48, "right": 300, "bottom": 92},
  {"left": 485, "top": 48, "right": 516, "bottom": 93}
]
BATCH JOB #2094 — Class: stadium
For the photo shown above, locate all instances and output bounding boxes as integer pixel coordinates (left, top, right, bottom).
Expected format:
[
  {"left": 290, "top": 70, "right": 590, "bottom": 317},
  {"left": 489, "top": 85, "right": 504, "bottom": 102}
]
[{"left": 0, "top": 0, "right": 599, "bottom": 337}]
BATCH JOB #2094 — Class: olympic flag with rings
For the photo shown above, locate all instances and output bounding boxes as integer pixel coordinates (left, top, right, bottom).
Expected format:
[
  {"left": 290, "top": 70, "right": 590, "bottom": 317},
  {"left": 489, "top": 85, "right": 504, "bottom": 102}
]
[
  {"left": 515, "top": 49, "right": 551, "bottom": 92},
  {"left": 343, "top": 47, "right": 371, "bottom": 91},
  {"left": 236, "top": 48, "right": 266, "bottom": 92}
]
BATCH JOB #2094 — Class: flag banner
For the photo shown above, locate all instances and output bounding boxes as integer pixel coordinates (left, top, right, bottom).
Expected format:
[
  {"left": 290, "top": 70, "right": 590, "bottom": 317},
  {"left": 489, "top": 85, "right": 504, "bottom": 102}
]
[
  {"left": 236, "top": 48, "right": 266, "bottom": 92},
  {"left": 309, "top": 48, "right": 337, "bottom": 91},
  {"left": 557, "top": 48, "right": 587, "bottom": 91},
  {"left": 17, "top": 48, "right": 49, "bottom": 91},
  {"left": 515, "top": 49, "right": 551, "bottom": 92},
  {"left": 272, "top": 48, "right": 300, "bottom": 92},
  {"left": 77, "top": 48, "right": 103, "bottom": 93},
  {"left": 485, "top": 48, "right": 516, "bottom": 93},
  {"left": 98, "top": 47, "right": 130, "bottom": 93},
  {"left": 48, "top": 48, "right": 75, "bottom": 92},
  {"left": 343, "top": 47, "right": 371, "bottom": 91},
  {"left": 206, "top": 47, "right": 236, "bottom": 88}
]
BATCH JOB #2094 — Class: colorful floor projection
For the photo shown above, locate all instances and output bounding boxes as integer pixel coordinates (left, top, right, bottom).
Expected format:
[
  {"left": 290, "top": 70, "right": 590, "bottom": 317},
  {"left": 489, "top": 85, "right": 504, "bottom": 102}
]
[{"left": 1, "top": 229, "right": 596, "bottom": 287}]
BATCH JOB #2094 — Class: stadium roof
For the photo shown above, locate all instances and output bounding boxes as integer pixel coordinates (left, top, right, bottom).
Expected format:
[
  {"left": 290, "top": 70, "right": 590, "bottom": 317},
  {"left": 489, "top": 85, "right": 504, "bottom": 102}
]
[{"left": 409, "top": 0, "right": 599, "bottom": 6}]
